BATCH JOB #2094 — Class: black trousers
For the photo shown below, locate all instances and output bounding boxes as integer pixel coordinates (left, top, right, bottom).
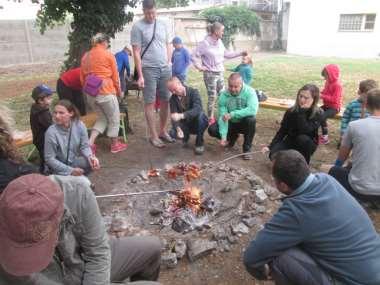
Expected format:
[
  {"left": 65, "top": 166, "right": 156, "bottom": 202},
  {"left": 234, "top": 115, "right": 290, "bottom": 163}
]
[
  {"left": 208, "top": 116, "right": 256, "bottom": 152},
  {"left": 56, "top": 79, "right": 86, "bottom": 115},
  {"left": 245, "top": 247, "right": 333, "bottom": 285},
  {"left": 269, "top": 135, "right": 317, "bottom": 164},
  {"left": 35, "top": 144, "right": 45, "bottom": 173},
  {"left": 329, "top": 166, "right": 380, "bottom": 203},
  {"left": 321, "top": 106, "right": 338, "bottom": 135}
]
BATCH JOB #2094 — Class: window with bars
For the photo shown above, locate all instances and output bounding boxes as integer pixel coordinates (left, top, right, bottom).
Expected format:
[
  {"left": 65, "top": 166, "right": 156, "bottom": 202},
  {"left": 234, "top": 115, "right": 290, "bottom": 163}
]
[{"left": 339, "top": 14, "right": 376, "bottom": 31}]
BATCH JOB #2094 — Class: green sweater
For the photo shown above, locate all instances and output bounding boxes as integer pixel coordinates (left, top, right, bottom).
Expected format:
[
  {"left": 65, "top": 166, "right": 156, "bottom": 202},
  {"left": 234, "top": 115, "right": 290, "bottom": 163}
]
[{"left": 218, "top": 84, "right": 259, "bottom": 139}]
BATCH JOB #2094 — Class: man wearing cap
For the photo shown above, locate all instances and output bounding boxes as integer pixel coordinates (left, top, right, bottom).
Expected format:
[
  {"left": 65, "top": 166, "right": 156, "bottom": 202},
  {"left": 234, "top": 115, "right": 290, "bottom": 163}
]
[
  {"left": 0, "top": 174, "right": 162, "bottom": 284},
  {"left": 30, "top": 84, "right": 54, "bottom": 173},
  {"left": 171, "top": 36, "right": 190, "bottom": 84}
]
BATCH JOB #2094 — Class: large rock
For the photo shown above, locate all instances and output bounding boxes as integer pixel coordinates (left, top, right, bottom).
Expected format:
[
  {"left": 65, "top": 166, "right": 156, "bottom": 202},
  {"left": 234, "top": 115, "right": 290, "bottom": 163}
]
[
  {"left": 242, "top": 217, "right": 263, "bottom": 228},
  {"left": 187, "top": 239, "right": 217, "bottom": 262},
  {"left": 161, "top": 251, "right": 178, "bottom": 269},
  {"left": 174, "top": 239, "right": 187, "bottom": 259},
  {"left": 212, "top": 226, "right": 228, "bottom": 240},
  {"left": 255, "top": 189, "right": 268, "bottom": 203},
  {"left": 231, "top": 223, "right": 249, "bottom": 235}
]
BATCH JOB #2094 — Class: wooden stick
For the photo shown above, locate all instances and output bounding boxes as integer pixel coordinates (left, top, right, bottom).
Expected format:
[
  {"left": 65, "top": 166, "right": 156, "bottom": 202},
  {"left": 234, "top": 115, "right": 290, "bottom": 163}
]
[{"left": 96, "top": 189, "right": 181, "bottom": 199}]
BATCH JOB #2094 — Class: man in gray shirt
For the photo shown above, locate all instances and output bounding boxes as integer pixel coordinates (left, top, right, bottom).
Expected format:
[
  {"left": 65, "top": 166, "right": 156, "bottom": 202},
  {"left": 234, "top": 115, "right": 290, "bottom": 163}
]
[
  {"left": 329, "top": 88, "right": 380, "bottom": 201},
  {"left": 131, "top": 0, "right": 173, "bottom": 148}
]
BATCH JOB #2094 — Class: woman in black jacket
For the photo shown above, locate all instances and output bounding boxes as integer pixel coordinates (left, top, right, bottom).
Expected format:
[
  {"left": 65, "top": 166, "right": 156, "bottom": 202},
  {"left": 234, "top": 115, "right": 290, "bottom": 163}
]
[{"left": 262, "top": 84, "right": 322, "bottom": 164}]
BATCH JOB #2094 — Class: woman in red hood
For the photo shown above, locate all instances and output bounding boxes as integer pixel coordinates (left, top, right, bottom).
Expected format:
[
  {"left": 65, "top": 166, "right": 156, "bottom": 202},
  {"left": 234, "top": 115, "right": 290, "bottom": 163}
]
[{"left": 319, "top": 64, "right": 343, "bottom": 145}]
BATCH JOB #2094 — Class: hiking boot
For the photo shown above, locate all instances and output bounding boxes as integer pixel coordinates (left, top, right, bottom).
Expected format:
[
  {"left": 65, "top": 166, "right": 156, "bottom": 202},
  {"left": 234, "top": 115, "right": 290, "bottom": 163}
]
[
  {"left": 194, "top": 146, "right": 204, "bottom": 155},
  {"left": 318, "top": 135, "right": 330, "bottom": 145},
  {"left": 111, "top": 141, "right": 128, "bottom": 153}
]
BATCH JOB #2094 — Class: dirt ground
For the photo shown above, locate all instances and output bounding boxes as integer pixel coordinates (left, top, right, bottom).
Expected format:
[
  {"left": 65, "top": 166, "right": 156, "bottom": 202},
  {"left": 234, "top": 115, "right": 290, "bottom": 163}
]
[{"left": 1, "top": 62, "right": 379, "bottom": 285}]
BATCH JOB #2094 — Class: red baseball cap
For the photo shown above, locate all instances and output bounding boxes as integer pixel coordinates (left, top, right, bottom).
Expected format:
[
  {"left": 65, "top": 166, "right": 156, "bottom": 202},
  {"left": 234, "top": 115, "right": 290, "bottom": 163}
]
[{"left": 0, "top": 174, "right": 64, "bottom": 276}]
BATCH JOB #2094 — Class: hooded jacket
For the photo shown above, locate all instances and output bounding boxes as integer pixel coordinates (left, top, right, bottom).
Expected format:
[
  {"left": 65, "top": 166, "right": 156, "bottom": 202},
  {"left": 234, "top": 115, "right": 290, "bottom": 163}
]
[
  {"left": 320, "top": 64, "right": 343, "bottom": 110},
  {"left": 217, "top": 84, "right": 259, "bottom": 139},
  {"left": 30, "top": 103, "right": 53, "bottom": 151}
]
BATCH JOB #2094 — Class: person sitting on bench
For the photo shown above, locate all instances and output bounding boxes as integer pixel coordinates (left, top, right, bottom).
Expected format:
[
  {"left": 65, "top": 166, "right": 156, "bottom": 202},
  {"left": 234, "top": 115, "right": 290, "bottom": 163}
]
[
  {"left": 167, "top": 76, "right": 208, "bottom": 155},
  {"left": 44, "top": 100, "right": 100, "bottom": 177},
  {"left": 243, "top": 150, "right": 380, "bottom": 285},
  {"left": 208, "top": 73, "right": 258, "bottom": 160},
  {"left": 262, "top": 84, "right": 323, "bottom": 164},
  {"left": 329, "top": 88, "right": 380, "bottom": 203},
  {"left": 0, "top": 106, "right": 38, "bottom": 193}
]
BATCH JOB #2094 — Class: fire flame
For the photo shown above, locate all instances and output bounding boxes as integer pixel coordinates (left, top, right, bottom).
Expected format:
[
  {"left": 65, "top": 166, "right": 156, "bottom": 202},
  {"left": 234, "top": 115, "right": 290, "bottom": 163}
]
[{"left": 171, "top": 186, "right": 201, "bottom": 213}]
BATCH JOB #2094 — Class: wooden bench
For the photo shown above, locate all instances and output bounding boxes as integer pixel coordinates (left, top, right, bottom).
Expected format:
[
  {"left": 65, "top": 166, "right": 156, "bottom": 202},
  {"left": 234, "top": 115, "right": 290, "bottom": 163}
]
[
  {"left": 14, "top": 130, "right": 33, "bottom": 148},
  {"left": 15, "top": 112, "right": 127, "bottom": 148},
  {"left": 259, "top": 97, "right": 343, "bottom": 120}
]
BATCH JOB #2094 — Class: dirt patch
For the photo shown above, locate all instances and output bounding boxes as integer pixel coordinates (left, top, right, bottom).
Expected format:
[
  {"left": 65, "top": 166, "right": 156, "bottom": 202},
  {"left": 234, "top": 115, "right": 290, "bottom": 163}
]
[{"left": 0, "top": 62, "right": 59, "bottom": 100}]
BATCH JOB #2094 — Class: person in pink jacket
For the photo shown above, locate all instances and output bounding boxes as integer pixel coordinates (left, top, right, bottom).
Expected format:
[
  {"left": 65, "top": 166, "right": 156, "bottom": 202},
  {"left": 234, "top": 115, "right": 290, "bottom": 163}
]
[{"left": 319, "top": 64, "right": 343, "bottom": 144}]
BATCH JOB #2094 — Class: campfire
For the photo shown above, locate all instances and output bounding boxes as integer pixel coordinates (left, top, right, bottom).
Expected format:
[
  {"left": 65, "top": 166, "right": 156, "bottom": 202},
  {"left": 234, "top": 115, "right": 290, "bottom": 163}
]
[
  {"left": 170, "top": 186, "right": 201, "bottom": 214},
  {"left": 103, "top": 161, "right": 275, "bottom": 267}
]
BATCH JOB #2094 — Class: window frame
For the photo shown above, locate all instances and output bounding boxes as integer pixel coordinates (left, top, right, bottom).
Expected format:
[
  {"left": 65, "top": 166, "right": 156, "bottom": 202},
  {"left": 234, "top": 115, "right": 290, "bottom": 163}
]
[{"left": 338, "top": 13, "right": 376, "bottom": 32}]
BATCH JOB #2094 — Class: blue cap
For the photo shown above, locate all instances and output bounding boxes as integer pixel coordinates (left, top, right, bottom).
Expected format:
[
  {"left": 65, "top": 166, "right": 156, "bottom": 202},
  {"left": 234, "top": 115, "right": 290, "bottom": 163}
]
[
  {"left": 172, "top": 36, "right": 182, "bottom": 45},
  {"left": 31, "top": 84, "right": 54, "bottom": 101}
]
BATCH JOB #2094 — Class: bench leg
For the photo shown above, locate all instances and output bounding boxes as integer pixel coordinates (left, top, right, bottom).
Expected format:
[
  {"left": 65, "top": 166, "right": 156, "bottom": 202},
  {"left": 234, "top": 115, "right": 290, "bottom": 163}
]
[
  {"left": 26, "top": 146, "right": 36, "bottom": 161},
  {"left": 120, "top": 117, "right": 127, "bottom": 143}
]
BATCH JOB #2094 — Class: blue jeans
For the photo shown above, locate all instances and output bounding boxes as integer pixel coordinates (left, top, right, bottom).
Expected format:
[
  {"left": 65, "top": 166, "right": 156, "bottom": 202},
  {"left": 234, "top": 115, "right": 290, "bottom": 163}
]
[{"left": 245, "top": 247, "right": 334, "bottom": 285}]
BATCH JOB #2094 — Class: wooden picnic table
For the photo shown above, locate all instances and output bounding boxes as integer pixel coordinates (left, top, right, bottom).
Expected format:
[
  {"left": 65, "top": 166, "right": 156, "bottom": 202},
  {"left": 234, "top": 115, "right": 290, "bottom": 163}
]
[{"left": 259, "top": 97, "right": 343, "bottom": 120}]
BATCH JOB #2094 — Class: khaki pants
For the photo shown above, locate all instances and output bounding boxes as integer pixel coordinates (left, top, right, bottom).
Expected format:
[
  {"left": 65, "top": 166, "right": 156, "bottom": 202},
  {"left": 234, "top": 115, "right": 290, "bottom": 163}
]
[
  {"left": 87, "top": 94, "right": 120, "bottom": 138},
  {"left": 110, "top": 236, "right": 161, "bottom": 284}
]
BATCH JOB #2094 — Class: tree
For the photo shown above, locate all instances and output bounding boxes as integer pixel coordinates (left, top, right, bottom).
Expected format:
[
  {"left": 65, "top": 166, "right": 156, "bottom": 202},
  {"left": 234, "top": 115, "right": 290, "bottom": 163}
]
[
  {"left": 31, "top": 0, "right": 137, "bottom": 70},
  {"left": 201, "top": 5, "right": 261, "bottom": 48}
]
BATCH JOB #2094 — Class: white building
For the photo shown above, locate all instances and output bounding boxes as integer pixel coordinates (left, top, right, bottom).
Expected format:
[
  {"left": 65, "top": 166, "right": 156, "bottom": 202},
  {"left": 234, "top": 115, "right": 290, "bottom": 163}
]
[{"left": 282, "top": 0, "right": 380, "bottom": 58}]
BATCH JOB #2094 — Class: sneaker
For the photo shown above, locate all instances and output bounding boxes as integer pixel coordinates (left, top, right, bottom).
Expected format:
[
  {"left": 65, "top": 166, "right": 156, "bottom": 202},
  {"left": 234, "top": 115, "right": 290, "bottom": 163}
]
[
  {"left": 111, "top": 141, "right": 128, "bottom": 153},
  {"left": 318, "top": 135, "right": 330, "bottom": 145},
  {"left": 194, "top": 146, "right": 204, "bottom": 155},
  {"left": 90, "top": 144, "right": 97, "bottom": 155}
]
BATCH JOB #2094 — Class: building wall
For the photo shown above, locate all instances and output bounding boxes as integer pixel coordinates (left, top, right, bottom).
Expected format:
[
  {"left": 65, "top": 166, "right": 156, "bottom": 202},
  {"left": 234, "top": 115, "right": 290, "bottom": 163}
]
[
  {"left": 286, "top": 0, "right": 380, "bottom": 58},
  {"left": 0, "top": 6, "right": 277, "bottom": 66}
]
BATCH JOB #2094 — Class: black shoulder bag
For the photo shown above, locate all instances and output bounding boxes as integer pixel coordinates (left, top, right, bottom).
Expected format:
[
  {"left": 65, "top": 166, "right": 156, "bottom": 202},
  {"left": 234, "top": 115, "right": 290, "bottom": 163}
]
[{"left": 132, "top": 20, "right": 157, "bottom": 81}]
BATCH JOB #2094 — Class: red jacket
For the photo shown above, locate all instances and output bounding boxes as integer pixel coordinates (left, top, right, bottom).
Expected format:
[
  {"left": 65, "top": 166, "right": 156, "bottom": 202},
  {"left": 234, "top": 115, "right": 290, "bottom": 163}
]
[
  {"left": 320, "top": 64, "right": 343, "bottom": 111},
  {"left": 60, "top": 68, "right": 82, "bottom": 91}
]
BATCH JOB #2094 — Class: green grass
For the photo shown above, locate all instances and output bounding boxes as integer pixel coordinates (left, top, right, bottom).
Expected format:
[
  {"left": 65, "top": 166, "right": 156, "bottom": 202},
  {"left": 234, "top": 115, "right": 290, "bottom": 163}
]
[
  {"left": 2, "top": 53, "right": 380, "bottom": 132},
  {"left": 187, "top": 54, "right": 380, "bottom": 105}
]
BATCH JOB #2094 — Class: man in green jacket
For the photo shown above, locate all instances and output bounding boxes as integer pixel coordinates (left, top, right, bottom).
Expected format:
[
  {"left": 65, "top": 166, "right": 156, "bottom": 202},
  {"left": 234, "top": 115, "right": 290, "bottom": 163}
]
[{"left": 208, "top": 73, "right": 259, "bottom": 159}]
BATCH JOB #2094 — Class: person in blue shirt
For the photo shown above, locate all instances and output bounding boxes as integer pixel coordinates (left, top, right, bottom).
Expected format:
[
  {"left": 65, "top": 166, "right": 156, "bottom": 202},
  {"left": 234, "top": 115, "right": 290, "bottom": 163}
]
[
  {"left": 244, "top": 149, "right": 380, "bottom": 285},
  {"left": 115, "top": 46, "right": 131, "bottom": 94},
  {"left": 171, "top": 36, "right": 190, "bottom": 83},
  {"left": 229, "top": 55, "right": 253, "bottom": 85}
]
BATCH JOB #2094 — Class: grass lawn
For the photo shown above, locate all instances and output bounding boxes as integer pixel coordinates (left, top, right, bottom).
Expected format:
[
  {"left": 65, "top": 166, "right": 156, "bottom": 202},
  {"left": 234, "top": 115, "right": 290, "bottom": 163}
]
[
  {"left": 2, "top": 53, "right": 380, "bottom": 132},
  {"left": 188, "top": 53, "right": 380, "bottom": 106}
]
